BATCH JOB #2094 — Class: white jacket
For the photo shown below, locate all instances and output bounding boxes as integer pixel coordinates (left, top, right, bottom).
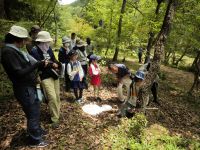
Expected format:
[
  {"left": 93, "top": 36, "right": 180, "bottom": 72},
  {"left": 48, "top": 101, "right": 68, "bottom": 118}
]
[{"left": 67, "top": 61, "right": 84, "bottom": 81}]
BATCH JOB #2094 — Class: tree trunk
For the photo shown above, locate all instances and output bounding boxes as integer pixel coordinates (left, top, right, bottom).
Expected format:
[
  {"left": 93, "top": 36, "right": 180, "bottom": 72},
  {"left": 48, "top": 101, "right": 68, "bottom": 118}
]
[
  {"left": 164, "top": 50, "right": 172, "bottom": 64},
  {"left": 174, "top": 48, "right": 187, "bottom": 67},
  {"left": 40, "top": 0, "right": 57, "bottom": 28},
  {"left": 105, "top": 1, "right": 114, "bottom": 56},
  {"left": 53, "top": 9, "right": 58, "bottom": 47},
  {"left": 144, "top": 32, "right": 155, "bottom": 63},
  {"left": 139, "top": 0, "right": 175, "bottom": 111},
  {"left": 190, "top": 51, "right": 200, "bottom": 92},
  {"left": 112, "top": 0, "right": 127, "bottom": 61},
  {"left": 0, "top": 0, "right": 6, "bottom": 18},
  {"left": 144, "top": 0, "right": 164, "bottom": 64}
]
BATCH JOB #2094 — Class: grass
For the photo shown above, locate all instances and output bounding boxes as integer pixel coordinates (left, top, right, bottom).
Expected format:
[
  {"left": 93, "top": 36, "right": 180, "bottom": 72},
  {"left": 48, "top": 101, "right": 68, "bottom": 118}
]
[{"left": 102, "top": 115, "right": 200, "bottom": 150}]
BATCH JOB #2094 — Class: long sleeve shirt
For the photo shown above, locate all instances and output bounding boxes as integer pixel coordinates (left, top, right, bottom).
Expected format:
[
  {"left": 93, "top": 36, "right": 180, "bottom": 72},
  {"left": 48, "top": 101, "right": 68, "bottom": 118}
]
[
  {"left": 1, "top": 45, "right": 42, "bottom": 86},
  {"left": 67, "top": 61, "right": 84, "bottom": 81}
]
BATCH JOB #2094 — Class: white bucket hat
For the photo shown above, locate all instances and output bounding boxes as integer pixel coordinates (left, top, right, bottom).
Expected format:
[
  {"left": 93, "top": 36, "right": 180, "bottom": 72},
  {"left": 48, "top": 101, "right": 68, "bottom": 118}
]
[
  {"left": 62, "top": 36, "right": 71, "bottom": 44},
  {"left": 36, "top": 31, "right": 53, "bottom": 42},
  {"left": 9, "top": 25, "right": 28, "bottom": 38}
]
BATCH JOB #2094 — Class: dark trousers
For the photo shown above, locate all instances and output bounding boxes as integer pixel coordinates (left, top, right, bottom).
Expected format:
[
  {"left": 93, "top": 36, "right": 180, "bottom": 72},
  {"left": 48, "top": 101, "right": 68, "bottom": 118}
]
[
  {"left": 13, "top": 85, "right": 42, "bottom": 144},
  {"left": 81, "top": 64, "right": 88, "bottom": 89},
  {"left": 151, "top": 82, "right": 158, "bottom": 102},
  {"left": 138, "top": 52, "right": 142, "bottom": 63}
]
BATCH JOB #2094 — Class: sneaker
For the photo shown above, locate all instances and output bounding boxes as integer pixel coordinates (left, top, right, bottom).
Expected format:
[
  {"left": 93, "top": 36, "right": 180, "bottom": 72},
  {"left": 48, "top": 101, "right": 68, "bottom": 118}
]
[
  {"left": 51, "top": 122, "right": 59, "bottom": 129},
  {"left": 29, "top": 140, "right": 48, "bottom": 148},
  {"left": 77, "top": 98, "right": 84, "bottom": 104},
  {"left": 40, "top": 128, "right": 48, "bottom": 136},
  {"left": 96, "top": 97, "right": 102, "bottom": 103}
]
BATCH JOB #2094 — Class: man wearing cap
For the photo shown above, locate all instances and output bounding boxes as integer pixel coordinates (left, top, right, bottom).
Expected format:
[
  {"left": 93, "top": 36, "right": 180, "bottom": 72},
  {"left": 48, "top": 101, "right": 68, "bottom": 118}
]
[
  {"left": 26, "top": 25, "right": 41, "bottom": 54},
  {"left": 1, "top": 25, "right": 48, "bottom": 147},
  {"left": 58, "top": 36, "right": 71, "bottom": 92},
  {"left": 30, "top": 31, "right": 61, "bottom": 128}
]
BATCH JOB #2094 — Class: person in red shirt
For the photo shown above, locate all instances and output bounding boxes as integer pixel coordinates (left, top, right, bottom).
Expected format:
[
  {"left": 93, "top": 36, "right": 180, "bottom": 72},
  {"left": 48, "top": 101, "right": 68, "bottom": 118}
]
[{"left": 89, "top": 54, "right": 102, "bottom": 102}]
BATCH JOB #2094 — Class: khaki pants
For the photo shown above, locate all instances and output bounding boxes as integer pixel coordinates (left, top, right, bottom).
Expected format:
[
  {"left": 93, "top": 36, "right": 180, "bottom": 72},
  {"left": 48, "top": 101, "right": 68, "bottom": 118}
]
[
  {"left": 41, "top": 78, "right": 60, "bottom": 123},
  {"left": 117, "top": 77, "right": 132, "bottom": 102}
]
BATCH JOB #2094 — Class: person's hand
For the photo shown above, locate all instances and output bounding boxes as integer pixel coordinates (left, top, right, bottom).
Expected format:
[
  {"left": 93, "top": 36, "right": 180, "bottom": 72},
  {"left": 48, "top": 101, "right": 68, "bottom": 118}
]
[
  {"left": 40, "top": 59, "right": 49, "bottom": 67},
  {"left": 44, "top": 60, "right": 49, "bottom": 67},
  {"left": 52, "top": 63, "right": 58, "bottom": 68},
  {"left": 80, "top": 77, "right": 83, "bottom": 82}
]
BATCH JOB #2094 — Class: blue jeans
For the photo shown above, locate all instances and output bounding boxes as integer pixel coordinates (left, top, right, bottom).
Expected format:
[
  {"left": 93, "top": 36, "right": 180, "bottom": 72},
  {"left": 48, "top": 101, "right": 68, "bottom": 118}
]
[{"left": 13, "top": 85, "right": 42, "bottom": 143}]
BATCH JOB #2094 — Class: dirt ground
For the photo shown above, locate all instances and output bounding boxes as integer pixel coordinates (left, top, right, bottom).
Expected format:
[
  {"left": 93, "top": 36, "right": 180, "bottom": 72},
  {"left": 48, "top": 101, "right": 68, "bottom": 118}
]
[{"left": 0, "top": 64, "right": 200, "bottom": 150}]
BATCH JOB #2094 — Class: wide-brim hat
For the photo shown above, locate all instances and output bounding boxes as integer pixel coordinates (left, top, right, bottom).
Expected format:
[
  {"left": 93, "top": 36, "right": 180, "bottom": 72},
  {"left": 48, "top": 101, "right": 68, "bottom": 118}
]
[
  {"left": 76, "top": 39, "right": 86, "bottom": 47},
  {"left": 90, "top": 54, "right": 101, "bottom": 60},
  {"left": 62, "top": 36, "right": 71, "bottom": 44},
  {"left": 9, "top": 25, "right": 28, "bottom": 38},
  {"left": 31, "top": 25, "right": 41, "bottom": 33},
  {"left": 135, "top": 71, "right": 145, "bottom": 80},
  {"left": 35, "top": 31, "right": 53, "bottom": 42},
  {"left": 68, "top": 50, "right": 78, "bottom": 57}
]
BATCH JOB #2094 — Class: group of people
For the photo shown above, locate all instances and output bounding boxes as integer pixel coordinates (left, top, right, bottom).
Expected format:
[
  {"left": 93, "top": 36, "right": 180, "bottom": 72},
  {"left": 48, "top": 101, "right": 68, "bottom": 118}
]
[
  {"left": 0, "top": 25, "right": 102, "bottom": 148},
  {"left": 0, "top": 24, "right": 159, "bottom": 148}
]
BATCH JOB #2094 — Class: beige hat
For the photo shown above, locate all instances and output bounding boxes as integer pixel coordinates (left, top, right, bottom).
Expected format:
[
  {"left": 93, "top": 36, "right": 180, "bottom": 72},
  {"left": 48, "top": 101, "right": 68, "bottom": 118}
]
[
  {"left": 76, "top": 38, "right": 86, "bottom": 47},
  {"left": 9, "top": 25, "right": 28, "bottom": 38},
  {"left": 62, "top": 36, "right": 71, "bottom": 43},
  {"left": 36, "top": 31, "right": 53, "bottom": 42}
]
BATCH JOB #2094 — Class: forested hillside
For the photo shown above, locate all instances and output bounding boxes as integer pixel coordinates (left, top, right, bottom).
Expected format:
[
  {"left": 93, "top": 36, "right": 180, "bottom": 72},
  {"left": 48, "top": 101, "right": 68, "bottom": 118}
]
[{"left": 0, "top": 0, "right": 200, "bottom": 149}]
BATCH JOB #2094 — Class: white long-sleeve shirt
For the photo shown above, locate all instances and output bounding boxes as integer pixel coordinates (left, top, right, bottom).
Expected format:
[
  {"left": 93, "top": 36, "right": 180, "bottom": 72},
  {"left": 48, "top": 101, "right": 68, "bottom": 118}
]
[
  {"left": 67, "top": 61, "right": 84, "bottom": 81},
  {"left": 90, "top": 63, "right": 100, "bottom": 75}
]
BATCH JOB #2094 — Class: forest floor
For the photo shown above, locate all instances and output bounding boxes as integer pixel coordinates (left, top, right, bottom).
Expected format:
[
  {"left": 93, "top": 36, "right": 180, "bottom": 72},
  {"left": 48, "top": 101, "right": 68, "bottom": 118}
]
[{"left": 0, "top": 60, "right": 200, "bottom": 150}]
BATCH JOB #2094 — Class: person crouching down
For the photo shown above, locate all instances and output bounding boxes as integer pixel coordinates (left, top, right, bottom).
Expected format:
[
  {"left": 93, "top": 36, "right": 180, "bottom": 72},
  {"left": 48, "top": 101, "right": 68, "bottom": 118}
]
[
  {"left": 108, "top": 63, "right": 132, "bottom": 103},
  {"left": 89, "top": 54, "right": 102, "bottom": 102},
  {"left": 67, "top": 50, "right": 85, "bottom": 103},
  {"left": 120, "top": 70, "right": 145, "bottom": 117}
]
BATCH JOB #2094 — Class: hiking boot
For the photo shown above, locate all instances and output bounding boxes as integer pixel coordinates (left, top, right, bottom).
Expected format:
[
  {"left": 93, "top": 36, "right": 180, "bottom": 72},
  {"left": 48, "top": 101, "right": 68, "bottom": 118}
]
[{"left": 29, "top": 140, "right": 48, "bottom": 148}]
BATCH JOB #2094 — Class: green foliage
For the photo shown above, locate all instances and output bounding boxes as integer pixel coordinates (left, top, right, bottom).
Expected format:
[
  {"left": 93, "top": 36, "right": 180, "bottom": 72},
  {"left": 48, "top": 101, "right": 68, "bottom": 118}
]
[
  {"left": 102, "top": 113, "right": 147, "bottom": 150},
  {"left": 102, "top": 117, "right": 200, "bottom": 150}
]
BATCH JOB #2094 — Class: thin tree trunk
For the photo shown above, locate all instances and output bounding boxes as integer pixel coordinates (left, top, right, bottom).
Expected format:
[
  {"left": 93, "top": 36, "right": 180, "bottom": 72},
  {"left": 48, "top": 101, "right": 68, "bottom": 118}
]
[
  {"left": 53, "top": 10, "right": 58, "bottom": 46},
  {"left": 105, "top": 1, "right": 114, "bottom": 56},
  {"left": 144, "top": 0, "right": 165, "bottom": 64},
  {"left": 139, "top": 0, "right": 175, "bottom": 111},
  {"left": 174, "top": 48, "right": 187, "bottom": 66},
  {"left": 190, "top": 51, "right": 200, "bottom": 92},
  {"left": 40, "top": 0, "right": 57, "bottom": 28},
  {"left": 164, "top": 50, "right": 172, "bottom": 64},
  {"left": 144, "top": 32, "right": 155, "bottom": 63},
  {"left": 0, "top": 0, "right": 6, "bottom": 18},
  {"left": 113, "top": 0, "right": 127, "bottom": 61}
]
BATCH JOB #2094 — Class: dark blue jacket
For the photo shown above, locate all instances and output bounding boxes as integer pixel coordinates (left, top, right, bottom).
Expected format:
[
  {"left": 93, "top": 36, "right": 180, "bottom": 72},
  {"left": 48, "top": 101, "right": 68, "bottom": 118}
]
[
  {"left": 30, "top": 46, "right": 60, "bottom": 80},
  {"left": 58, "top": 47, "right": 70, "bottom": 64}
]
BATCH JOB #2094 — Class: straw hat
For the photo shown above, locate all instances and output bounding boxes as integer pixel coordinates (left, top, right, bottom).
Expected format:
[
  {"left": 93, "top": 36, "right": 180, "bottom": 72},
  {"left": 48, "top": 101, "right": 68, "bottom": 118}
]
[
  {"left": 35, "top": 31, "right": 53, "bottom": 42},
  {"left": 62, "top": 36, "right": 71, "bottom": 44},
  {"left": 9, "top": 25, "right": 28, "bottom": 38}
]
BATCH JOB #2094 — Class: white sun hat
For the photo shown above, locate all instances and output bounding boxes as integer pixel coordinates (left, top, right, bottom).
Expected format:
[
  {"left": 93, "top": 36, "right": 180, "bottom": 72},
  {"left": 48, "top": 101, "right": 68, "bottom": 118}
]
[
  {"left": 9, "top": 25, "right": 28, "bottom": 38},
  {"left": 62, "top": 36, "right": 71, "bottom": 43},
  {"left": 36, "top": 31, "right": 53, "bottom": 42}
]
